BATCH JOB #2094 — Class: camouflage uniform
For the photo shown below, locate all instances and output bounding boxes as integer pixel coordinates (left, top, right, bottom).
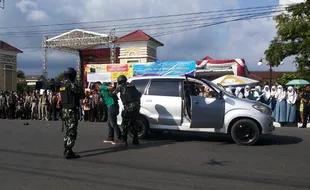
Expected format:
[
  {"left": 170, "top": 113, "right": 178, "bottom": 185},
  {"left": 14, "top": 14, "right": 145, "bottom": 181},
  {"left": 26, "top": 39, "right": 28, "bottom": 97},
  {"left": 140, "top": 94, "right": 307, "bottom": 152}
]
[{"left": 61, "top": 79, "right": 83, "bottom": 155}]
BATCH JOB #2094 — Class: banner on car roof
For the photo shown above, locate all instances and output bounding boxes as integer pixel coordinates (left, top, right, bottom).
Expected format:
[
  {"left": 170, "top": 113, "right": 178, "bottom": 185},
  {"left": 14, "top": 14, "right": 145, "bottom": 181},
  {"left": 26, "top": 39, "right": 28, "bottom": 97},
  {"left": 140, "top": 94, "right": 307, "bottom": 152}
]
[{"left": 132, "top": 61, "right": 196, "bottom": 77}]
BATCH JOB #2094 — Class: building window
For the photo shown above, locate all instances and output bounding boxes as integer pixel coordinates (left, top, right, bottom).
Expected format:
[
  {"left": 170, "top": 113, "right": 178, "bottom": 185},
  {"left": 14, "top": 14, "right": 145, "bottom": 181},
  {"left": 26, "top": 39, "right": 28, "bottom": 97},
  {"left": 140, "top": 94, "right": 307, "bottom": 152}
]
[{"left": 127, "top": 59, "right": 140, "bottom": 64}]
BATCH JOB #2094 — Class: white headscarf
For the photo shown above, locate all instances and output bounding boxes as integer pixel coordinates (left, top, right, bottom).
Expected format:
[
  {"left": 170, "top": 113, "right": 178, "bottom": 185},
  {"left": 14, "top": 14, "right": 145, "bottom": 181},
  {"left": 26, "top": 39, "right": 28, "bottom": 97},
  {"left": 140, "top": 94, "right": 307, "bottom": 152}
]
[
  {"left": 270, "top": 86, "right": 277, "bottom": 97},
  {"left": 286, "top": 86, "right": 296, "bottom": 104},
  {"left": 254, "top": 86, "right": 262, "bottom": 99},
  {"left": 276, "top": 85, "right": 286, "bottom": 101},
  {"left": 235, "top": 87, "right": 243, "bottom": 98},
  {"left": 225, "top": 86, "right": 232, "bottom": 93},
  {"left": 244, "top": 85, "right": 250, "bottom": 97},
  {"left": 263, "top": 85, "right": 270, "bottom": 101}
]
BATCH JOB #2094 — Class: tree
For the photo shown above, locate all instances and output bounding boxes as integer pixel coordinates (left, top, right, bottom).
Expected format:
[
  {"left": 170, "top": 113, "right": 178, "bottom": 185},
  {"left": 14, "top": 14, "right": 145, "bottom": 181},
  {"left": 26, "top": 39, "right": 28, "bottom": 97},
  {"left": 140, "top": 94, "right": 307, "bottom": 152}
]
[
  {"left": 17, "top": 70, "right": 25, "bottom": 79},
  {"left": 55, "top": 72, "right": 64, "bottom": 82},
  {"left": 264, "top": 1, "right": 310, "bottom": 70},
  {"left": 276, "top": 73, "right": 299, "bottom": 85}
]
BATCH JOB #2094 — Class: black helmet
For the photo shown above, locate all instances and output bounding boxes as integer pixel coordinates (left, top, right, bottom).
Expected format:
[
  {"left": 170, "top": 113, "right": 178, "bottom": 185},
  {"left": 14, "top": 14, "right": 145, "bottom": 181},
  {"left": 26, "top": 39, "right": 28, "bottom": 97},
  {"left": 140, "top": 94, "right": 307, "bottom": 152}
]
[
  {"left": 63, "top": 67, "right": 77, "bottom": 81},
  {"left": 117, "top": 75, "right": 127, "bottom": 85}
]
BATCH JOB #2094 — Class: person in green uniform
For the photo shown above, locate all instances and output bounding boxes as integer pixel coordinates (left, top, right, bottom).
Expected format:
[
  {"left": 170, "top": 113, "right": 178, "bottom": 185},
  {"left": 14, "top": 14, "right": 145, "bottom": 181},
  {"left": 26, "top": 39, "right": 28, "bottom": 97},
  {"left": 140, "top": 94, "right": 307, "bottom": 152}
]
[{"left": 95, "top": 82, "right": 123, "bottom": 145}]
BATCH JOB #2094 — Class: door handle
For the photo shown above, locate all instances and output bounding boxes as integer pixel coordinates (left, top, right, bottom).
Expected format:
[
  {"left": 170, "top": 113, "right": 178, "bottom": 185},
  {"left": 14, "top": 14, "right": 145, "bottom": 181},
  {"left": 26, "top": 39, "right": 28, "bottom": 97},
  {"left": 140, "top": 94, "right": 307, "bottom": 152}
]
[
  {"left": 193, "top": 101, "right": 199, "bottom": 104},
  {"left": 146, "top": 99, "right": 152, "bottom": 102}
]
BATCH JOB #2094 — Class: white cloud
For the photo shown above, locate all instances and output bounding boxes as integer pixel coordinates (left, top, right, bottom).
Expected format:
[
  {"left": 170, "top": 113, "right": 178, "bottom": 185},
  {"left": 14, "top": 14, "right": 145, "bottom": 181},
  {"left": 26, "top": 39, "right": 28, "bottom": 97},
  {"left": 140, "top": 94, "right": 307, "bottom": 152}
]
[
  {"left": 279, "top": 0, "right": 305, "bottom": 5},
  {"left": 16, "top": 0, "right": 37, "bottom": 13},
  {"left": 2, "top": 0, "right": 303, "bottom": 76},
  {"left": 15, "top": 0, "right": 48, "bottom": 21},
  {"left": 27, "top": 10, "right": 48, "bottom": 21}
]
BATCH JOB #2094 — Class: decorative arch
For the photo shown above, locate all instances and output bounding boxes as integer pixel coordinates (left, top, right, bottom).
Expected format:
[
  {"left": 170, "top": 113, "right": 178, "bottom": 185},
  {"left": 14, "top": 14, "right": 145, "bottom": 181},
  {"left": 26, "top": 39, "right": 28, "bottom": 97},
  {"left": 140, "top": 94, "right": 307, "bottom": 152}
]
[{"left": 128, "top": 51, "right": 137, "bottom": 56}]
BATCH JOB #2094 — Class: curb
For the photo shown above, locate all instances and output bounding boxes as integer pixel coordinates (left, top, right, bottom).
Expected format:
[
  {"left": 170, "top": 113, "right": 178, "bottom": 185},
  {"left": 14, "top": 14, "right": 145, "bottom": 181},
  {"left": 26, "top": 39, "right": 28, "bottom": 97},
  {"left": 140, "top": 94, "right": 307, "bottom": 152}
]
[{"left": 273, "top": 122, "right": 310, "bottom": 128}]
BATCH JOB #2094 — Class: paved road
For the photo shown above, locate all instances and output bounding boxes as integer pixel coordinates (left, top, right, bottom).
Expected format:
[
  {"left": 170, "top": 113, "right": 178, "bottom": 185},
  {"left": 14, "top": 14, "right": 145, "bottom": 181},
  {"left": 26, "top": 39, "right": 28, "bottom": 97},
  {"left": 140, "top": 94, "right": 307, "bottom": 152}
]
[{"left": 0, "top": 120, "right": 309, "bottom": 190}]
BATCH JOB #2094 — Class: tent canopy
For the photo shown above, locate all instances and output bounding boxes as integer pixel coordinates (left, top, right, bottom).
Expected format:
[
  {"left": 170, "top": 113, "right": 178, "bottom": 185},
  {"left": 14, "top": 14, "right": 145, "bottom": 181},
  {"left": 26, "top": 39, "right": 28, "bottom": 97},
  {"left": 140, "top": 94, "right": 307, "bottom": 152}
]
[
  {"left": 44, "top": 29, "right": 111, "bottom": 53},
  {"left": 212, "top": 75, "right": 259, "bottom": 87}
]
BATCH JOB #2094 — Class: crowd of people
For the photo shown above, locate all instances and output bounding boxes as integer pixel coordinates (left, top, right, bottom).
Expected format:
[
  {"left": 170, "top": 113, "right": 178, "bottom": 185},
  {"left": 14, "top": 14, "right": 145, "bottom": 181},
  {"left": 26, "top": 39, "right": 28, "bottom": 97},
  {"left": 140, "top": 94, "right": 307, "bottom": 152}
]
[
  {"left": 225, "top": 84, "right": 309, "bottom": 127},
  {"left": 1, "top": 82, "right": 309, "bottom": 128},
  {"left": 0, "top": 90, "right": 108, "bottom": 122}
]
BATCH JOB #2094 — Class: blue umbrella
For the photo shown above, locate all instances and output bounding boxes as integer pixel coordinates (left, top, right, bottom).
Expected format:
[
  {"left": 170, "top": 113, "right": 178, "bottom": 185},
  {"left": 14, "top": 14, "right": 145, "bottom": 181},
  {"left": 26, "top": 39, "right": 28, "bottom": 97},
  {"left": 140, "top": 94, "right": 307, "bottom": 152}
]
[{"left": 286, "top": 79, "right": 310, "bottom": 86}]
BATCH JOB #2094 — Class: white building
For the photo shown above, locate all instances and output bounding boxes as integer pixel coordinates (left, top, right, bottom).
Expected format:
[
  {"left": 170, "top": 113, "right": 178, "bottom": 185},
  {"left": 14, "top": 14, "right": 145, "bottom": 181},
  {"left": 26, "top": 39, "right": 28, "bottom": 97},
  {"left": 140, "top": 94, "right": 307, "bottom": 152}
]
[{"left": 0, "top": 40, "right": 23, "bottom": 91}]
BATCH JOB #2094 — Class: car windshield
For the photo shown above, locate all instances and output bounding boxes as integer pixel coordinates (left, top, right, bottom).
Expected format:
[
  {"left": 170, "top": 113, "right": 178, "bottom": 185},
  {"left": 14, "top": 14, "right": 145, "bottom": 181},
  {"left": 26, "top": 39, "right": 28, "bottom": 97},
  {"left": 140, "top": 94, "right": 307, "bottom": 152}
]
[{"left": 201, "top": 79, "right": 236, "bottom": 97}]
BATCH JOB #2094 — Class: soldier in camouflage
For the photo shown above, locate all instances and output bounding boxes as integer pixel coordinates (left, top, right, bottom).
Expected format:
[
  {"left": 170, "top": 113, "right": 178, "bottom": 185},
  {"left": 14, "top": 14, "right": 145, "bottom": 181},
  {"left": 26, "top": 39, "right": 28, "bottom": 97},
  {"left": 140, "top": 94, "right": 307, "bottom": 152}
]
[{"left": 59, "top": 67, "right": 83, "bottom": 159}]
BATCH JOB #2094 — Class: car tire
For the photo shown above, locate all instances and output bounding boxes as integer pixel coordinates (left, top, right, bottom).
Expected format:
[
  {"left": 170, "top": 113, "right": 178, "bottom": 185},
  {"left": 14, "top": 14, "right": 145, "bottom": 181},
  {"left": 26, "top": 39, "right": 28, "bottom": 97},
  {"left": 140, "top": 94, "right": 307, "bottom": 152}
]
[
  {"left": 129, "top": 115, "right": 149, "bottom": 139},
  {"left": 230, "top": 119, "right": 260, "bottom": 146}
]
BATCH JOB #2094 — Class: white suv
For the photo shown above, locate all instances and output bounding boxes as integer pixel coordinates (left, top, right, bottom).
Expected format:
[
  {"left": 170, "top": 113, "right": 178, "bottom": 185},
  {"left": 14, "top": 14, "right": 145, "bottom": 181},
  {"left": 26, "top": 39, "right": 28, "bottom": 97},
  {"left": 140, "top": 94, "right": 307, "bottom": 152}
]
[{"left": 117, "top": 75, "right": 275, "bottom": 145}]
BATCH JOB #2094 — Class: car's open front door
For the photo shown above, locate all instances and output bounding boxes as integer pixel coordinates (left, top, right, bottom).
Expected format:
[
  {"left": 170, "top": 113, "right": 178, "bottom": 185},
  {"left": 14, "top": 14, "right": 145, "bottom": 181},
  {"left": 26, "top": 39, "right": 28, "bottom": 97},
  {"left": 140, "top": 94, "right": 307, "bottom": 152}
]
[{"left": 190, "top": 96, "right": 225, "bottom": 128}]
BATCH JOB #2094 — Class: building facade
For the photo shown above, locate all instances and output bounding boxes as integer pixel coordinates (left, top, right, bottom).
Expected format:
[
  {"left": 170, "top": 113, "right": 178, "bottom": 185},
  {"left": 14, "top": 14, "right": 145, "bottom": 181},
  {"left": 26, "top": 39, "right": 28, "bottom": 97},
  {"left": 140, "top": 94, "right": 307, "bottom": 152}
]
[
  {"left": 0, "top": 41, "right": 23, "bottom": 91},
  {"left": 113, "top": 30, "right": 164, "bottom": 64}
]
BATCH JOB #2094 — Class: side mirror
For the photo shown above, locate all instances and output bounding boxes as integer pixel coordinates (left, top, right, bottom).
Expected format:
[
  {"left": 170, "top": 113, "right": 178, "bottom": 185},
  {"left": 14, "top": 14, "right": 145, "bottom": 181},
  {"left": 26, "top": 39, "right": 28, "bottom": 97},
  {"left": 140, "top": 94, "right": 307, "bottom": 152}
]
[{"left": 218, "top": 91, "right": 224, "bottom": 99}]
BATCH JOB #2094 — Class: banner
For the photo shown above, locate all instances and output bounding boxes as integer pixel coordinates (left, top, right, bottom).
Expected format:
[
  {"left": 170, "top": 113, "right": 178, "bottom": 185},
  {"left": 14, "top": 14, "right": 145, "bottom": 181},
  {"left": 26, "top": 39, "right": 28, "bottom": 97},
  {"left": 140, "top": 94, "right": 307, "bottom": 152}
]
[
  {"left": 85, "top": 63, "right": 133, "bottom": 82},
  {"left": 133, "top": 61, "right": 196, "bottom": 77}
]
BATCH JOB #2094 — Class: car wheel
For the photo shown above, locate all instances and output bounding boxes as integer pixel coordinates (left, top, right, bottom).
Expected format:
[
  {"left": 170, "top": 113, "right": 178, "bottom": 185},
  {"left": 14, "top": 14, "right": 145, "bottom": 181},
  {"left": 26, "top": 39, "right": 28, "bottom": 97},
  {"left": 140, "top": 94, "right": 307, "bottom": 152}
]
[
  {"left": 231, "top": 119, "right": 260, "bottom": 146},
  {"left": 129, "top": 115, "right": 149, "bottom": 139}
]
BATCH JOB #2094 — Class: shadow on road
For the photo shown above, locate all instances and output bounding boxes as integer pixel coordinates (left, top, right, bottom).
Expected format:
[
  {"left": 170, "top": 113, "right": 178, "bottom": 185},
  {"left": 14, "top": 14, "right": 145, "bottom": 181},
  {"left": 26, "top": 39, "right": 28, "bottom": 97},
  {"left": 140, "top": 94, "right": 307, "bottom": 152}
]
[
  {"left": 78, "top": 140, "right": 175, "bottom": 158},
  {"left": 146, "top": 131, "right": 303, "bottom": 146},
  {"left": 255, "top": 135, "right": 303, "bottom": 146}
]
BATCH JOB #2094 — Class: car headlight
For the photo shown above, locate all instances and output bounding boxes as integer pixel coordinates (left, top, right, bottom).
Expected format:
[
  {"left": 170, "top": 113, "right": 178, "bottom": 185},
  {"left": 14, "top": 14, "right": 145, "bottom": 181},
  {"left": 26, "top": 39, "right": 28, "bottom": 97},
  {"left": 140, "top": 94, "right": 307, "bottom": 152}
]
[{"left": 252, "top": 104, "right": 272, "bottom": 115}]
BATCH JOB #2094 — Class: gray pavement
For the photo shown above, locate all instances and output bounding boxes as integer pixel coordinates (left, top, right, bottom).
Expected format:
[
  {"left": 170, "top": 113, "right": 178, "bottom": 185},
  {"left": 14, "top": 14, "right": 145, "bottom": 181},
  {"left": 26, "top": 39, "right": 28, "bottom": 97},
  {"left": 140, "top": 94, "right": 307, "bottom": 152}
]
[{"left": 0, "top": 119, "right": 309, "bottom": 190}]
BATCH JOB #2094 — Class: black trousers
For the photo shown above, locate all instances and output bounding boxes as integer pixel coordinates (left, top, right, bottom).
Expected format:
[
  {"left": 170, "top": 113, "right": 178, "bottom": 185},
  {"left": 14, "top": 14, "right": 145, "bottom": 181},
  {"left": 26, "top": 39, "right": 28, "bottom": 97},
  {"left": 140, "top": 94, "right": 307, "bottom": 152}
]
[
  {"left": 302, "top": 104, "right": 310, "bottom": 128},
  {"left": 121, "top": 103, "right": 140, "bottom": 141}
]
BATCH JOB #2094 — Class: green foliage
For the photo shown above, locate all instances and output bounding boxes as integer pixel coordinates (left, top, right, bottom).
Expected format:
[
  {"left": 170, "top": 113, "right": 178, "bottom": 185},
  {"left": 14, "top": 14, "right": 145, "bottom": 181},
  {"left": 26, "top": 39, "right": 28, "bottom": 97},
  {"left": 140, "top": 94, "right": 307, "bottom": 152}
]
[
  {"left": 264, "top": 1, "right": 310, "bottom": 70},
  {"left": 16, "top": 80, "right": 32, "bottom": 94},
  {"left": 16, "top": 70, "right": 25, "bottom": 79},
  {"left": 55, "top": 72, "right": 64, "bottom": 82},
  {"left": 276, "top": 73, "right": 299, "bottom": 85}
]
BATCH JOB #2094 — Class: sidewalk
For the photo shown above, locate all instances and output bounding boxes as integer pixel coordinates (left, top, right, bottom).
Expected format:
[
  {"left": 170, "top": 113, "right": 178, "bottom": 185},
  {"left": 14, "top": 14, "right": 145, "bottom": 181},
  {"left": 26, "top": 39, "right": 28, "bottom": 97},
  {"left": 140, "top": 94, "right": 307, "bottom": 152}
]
[{"left": 274, "top": 122, "right": 310, "bottom": 128}]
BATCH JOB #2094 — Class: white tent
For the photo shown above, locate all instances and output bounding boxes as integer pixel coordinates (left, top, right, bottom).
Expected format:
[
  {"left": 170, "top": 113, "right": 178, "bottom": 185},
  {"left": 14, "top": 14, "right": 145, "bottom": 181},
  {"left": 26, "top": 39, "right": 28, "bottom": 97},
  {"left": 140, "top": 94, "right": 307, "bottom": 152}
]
[{"left": 212, "top": 75, "right": 259, "bottom": 87}]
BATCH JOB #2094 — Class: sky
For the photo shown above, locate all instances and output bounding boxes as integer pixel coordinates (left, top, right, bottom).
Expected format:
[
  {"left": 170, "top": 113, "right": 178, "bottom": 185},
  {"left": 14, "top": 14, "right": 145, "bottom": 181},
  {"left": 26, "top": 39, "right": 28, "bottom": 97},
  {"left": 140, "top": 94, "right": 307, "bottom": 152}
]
[{"left": 0, "top": 0, "right": 306, "bottom": 78}]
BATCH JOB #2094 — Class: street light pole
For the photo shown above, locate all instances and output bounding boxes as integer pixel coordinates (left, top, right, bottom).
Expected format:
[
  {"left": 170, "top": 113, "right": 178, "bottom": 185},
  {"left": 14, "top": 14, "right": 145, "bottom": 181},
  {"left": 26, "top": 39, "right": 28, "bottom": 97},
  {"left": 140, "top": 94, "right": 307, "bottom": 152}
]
[
  {"left": 258, "top": 57, "right": 284, "bottom": 87},
  {"left": 269, "top": 63, "right": 272, "bottom": 87}
]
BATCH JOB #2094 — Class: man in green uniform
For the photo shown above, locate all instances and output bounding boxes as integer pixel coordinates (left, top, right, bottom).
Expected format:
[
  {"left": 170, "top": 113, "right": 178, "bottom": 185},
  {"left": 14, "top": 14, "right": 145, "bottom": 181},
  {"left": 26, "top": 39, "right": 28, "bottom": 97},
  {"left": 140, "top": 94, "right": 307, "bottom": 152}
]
[
  {"left": 95, "top": 82, "right": 123, "bottom": 145},
  {"left": 59, "top": 67, "right": 83, "bottom": 159}
]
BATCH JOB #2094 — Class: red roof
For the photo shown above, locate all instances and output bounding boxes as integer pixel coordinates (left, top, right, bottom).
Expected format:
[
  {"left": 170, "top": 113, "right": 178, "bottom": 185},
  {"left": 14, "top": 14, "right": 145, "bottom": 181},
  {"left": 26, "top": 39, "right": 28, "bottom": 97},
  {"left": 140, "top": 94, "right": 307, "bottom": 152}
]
[
  {"left": 113, "top": 30, "right": 164, "bottom": 46},
  {"left": 201, "top": 56, "right": 213, "bottom": 60},
  {"left": 0, "top": 40, "right": 23, "bottom": 53}
]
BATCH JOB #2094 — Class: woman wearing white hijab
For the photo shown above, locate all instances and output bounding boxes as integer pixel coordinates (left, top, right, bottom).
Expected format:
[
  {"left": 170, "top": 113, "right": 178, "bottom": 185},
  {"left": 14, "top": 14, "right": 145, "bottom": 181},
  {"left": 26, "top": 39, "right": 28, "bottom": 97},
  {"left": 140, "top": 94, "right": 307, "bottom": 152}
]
[
  {"left": 234, "top": 87, "right": 244, "bottom": 98},
  {"left": 274, "top": 85, "right": 287, "bottom": 123},
  {"left": 254, "top": 86, "right": 263, "bottom": 102},
  {"left": 244, "top": 85, "right": 250, "bottom": 99},
  {"left": 286, "top": 86, "right": 297, "bottom": 123},
  {"left": 225, "top": 86, "right": 233, "bottom": 94},
  {"left": 262, "top": 85, "right": 271, "bottom": 105}
]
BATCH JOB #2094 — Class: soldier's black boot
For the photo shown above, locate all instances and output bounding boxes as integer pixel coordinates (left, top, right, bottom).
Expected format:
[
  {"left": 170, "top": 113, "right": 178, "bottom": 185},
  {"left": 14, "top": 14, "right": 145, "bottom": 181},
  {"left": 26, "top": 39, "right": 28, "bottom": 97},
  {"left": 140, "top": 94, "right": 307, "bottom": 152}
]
[
  {"left": 63, "top": 141, "right": 68, "bottom": 156},
  {"left": 64, "top": 148, "right": 80, "bottom": 159},
  {"left": 132, "top": 135, "right": 139, "bottom": 145}
]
